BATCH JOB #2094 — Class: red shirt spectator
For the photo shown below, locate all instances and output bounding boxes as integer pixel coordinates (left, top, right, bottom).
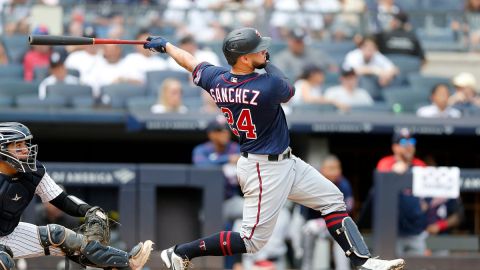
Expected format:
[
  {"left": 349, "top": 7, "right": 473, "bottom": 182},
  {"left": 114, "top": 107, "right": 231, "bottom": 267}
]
[{"left": 23, "top": 25, "right": 51, "bottom": 81}]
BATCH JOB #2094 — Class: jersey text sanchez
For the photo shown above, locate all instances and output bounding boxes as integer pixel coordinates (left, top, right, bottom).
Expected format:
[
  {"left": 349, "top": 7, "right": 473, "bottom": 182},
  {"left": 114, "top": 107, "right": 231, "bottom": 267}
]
[{"left": 192, "top": 62, "right": 294, "bottom": 155}]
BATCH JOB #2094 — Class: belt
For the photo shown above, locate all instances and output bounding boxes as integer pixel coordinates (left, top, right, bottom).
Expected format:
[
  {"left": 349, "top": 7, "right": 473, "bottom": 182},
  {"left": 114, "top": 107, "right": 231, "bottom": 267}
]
[{"left": 241, "top": 148, "right": 291, "bottom": 162}]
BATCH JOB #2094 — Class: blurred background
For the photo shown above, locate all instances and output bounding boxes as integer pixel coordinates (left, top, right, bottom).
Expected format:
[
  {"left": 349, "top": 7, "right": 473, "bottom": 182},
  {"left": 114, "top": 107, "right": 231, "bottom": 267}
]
[{"left": 1, "top": 0, "right": 480, "bottom": 269}]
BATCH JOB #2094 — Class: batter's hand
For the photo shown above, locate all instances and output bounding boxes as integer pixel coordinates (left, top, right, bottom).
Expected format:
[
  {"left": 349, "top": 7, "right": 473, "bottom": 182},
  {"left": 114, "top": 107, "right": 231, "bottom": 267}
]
[{"left": 144, "top": 36, "right": 169, "bottom": 53}]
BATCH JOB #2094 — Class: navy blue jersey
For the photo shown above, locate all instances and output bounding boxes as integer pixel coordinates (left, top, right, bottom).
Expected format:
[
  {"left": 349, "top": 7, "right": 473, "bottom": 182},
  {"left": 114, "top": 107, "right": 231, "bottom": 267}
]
[{"left": 192, "top": 62, "right": 294, "bottom": 154}]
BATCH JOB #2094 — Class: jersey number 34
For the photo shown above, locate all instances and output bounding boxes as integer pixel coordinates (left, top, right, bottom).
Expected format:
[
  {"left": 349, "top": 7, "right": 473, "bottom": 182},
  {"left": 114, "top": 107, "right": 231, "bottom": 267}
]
[{"left": 221, "top": 107, "right": 257, "bottom": 139}]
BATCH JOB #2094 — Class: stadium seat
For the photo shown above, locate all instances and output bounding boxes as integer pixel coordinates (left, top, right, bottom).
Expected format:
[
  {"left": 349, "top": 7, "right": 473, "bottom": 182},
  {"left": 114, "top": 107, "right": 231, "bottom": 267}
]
[
  {"left": 349, "top": 103, "right": 391, "bottom": 113},
  {"left": 382, "top": 87, "right": 430, "bottom": 113},
  {"left": 145, "top": 70, "right": 190, "bottom": 96},
  {"left": 126, "top": 96, "right": 157, "bottom": 111},
  {"left": 15, "top": 94, "right": 67, "bottom": 109},
  {"left": 324, "top": 72, "right": 340, "bottom": 86},
  {"left": 182, "top": 85, "right": 203, "bottom": 99},
  {"left": 71, "top": 96, "right": 96, "bottom": 109},
  {"left": 1, "top": 34, "right": 29, "bottom": 64},
  {"left": 0, "top": 80, "right": 38, "bottom": 97},
  {"left": 183, "top": 96, "right": 203, "bottom": 111},
  {"left": 34, "top": 66, "right": 50, "bottom": 81},
  {"left": 312, "top": 41, "right": 356, "bottom": 55},
  {"left": 386, "top": 54, "right": 422, "bottom": 75},
  {"left": 407, "top": 74, "right": 452, "bottom": 93},
  {"left": 0, "top": 96, "right": 14, "bottom": 108},
  {"left": 46, "top": 84, "right": 93, "bottom": 98},
  {"left": 101, "top": 83, "right": 147, "bottom": 108},
  {"left": 292, "top": 103, "right": 338, "bottom": 114},
  {"left": 0, "top": 64, "right": 24, "bottom": 79}
]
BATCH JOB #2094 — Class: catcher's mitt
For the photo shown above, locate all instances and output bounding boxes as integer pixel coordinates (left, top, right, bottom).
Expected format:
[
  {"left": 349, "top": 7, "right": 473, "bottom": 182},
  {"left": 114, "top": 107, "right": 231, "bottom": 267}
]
[{"left": 80, "top": 206, "right": 110, "bottom": 245}]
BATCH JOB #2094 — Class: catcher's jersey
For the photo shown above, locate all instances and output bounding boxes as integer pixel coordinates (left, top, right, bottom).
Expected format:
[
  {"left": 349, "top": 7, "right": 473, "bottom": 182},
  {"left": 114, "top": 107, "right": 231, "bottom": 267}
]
[
  {"left": 0, "top": 161, "right": 62, "bottom": 236},
  {"left": 193, "top": 62, "right": 294, "bottom": 155}
]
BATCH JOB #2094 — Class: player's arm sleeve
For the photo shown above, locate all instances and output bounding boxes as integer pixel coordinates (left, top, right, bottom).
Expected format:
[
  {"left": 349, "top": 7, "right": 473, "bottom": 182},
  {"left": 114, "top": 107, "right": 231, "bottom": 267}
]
[
  {"left": 192, "top": 62, "right": 226, "bottom": 90},
  {"left": 264, "top": 62, "right": 295, "bottom": 103},
  {"left": 35, "top": 172, "right": 65, "bottom": 202},
  {"left": 49, "top": 192, "right": 93, "bottom": 217}
]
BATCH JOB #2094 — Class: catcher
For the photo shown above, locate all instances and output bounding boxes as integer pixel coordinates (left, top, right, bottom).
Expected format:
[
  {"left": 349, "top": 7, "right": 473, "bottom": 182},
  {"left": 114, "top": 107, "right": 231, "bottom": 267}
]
[{"left": 0, "top": 122, "right": 153, "bottom": 270}]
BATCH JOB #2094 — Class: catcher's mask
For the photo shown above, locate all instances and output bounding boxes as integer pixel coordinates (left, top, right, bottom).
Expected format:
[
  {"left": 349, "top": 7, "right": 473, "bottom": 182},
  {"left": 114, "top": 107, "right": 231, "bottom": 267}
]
[
  {"left": 222, "top": 27, "right": 271, "bottom": 66},
  {"left": 0, "top": 122, "right": 38, "bottom": 172}
]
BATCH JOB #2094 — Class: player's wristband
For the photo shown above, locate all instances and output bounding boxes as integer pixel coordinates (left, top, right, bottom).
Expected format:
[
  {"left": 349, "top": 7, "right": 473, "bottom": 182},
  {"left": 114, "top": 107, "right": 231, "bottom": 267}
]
[{"left": 436, "top": 220, "right": 449, "bottom": 231}]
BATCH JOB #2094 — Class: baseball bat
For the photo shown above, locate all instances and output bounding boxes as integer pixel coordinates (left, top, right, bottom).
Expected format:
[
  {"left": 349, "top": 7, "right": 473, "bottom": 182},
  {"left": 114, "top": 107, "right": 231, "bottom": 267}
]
[{"left": 28, "top": 35, "right": 147, "bottom": 46}]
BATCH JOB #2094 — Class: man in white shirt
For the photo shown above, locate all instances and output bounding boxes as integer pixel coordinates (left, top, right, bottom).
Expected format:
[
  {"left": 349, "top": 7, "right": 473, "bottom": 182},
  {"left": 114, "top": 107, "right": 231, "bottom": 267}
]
[
  {"left": 83, "top": 44, "right": 140, "bottom": 98},
  {"left": 417, "top": 83, "right": 461, "bottom": 118},
  {"left": 38, "top": 51, "right": 80, "bottom": 100},
  {"left": 121, "top": 29, "right": 167, "bottom": 83},
  {"left": 343, "top": 36, "right": 398, "bottom": 91},
  {"left": 324, "top": 68, "right": 374, "bottom": 110},
  {"left": 167, "top": 35, "right": 221, "bottom": 72},
  {"left": 64, "top": 26, "right": 105, "bottom": 89}
]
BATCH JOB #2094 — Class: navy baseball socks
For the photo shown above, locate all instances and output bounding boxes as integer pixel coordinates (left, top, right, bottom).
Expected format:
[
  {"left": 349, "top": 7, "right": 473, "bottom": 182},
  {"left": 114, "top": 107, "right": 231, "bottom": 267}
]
[
  {"left": 323, "top": 211, "right": 369, "bottom": 267},
  {"left": 174, "top": 231, "right": 247, "bottom": 259}
]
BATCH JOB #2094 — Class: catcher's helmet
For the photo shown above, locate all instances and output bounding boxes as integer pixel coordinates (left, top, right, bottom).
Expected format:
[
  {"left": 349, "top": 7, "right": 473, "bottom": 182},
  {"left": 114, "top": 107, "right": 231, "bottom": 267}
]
[
  {"left": 0, "top": 122, "right": 38, "bottom": 172},
  {"left": 222, "top": 28, "right": 271, "bottom": 66}
]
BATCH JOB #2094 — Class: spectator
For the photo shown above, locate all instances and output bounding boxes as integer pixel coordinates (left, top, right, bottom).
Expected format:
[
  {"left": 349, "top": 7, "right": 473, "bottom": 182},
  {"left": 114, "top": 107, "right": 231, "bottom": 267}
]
[
  {"left": 370, "top": 0, "right": 401, "bottom": 33},
  {"left": 285, "top": 64, "right": 343, "bottom": 113},
  {"left": 330, "top": 0, "right": 366, "bottom": 41},
  {"left": 65, "top": 26, "right": 105, "bottom": 93},
  {"left": 324, "top": 68, "right": 374, "bottom": 111},
  {"left": 376, "top": 129, "right": 464, "bottom": 256},
  {"left": 275, "top": 28, "right": 338, "bottom": 80},
  {"left": 416, "top": 84, "right": 461, "bottom": 118},
  {"left": 23, "top": 25, "right": 52, "bottom": 81},
  {"left": 0, "top": 43, "right": 8, "bottom": 65},
  {"left": 376, "top": 129, "right": 429, "bottom": 256},
  {"left": 448, "top": 72, "right": 480, "bottom": 114},
  {"left": 84, "top": 43, "right": 140, "bottom": 97},
  {"left": 291, "top": 64, "right": 327, "bottom": 105},
  {"left": 375, "top": 12, "right": 425, "bottom": 63},
  {"left": 343, "top": 36, "right": 399, "bottom": 94},
  {"left": 151, "top": 78, "right": 188, "bottom": 114},
  {"left": 452, "top": 0, "right": 480, "bottom": 51},
  {"left": 192, "top": 116, "right": 242, "bottom": 269},
  {"left": 301, "top": 155, "right": 353, "bottom": 270},
  {"left": 167, "top": 35, "right": 221, "bottom": 72},
  {"left": 38, "top": 51, "right": 80, "bottom": 100},
  {"left": 121, "top": 29, "right": 167, "bottom": 84}
]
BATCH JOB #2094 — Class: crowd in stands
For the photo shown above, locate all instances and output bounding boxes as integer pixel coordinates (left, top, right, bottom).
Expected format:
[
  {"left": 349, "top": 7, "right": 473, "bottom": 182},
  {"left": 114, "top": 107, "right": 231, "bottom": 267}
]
[{"left": 0, "top": 0, "right": 480, "bottom": 117}]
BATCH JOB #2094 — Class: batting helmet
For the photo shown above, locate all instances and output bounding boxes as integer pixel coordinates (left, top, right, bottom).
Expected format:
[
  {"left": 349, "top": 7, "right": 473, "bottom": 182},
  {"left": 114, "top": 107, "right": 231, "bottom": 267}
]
[
  {"left": 0, "top": 122, "right": 38, "bottom": 172},
  {"left": 222, "top": 28, "right": 271, "bottom": 66}
]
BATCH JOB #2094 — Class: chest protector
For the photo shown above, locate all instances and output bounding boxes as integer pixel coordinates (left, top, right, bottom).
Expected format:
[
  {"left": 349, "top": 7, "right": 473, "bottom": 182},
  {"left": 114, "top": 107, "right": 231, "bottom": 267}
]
[{"left": 0, "top": 162, "right": 45, "bottom": 236}]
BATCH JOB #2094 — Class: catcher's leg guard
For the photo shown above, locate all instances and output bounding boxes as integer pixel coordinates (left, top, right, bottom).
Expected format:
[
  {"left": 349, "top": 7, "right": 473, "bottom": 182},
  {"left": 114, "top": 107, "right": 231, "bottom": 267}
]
[
  {"left": 0, "top": 245, "right": 15, "bottom": 270},
  {"left": 336, "top": 217, "right": 371, "bottom": 259},
  {"left": 80, "top": 241, "right": 130, "bottom": 268},
  {"left": 38, "top": 224, "right": 84, "bottom": 254}
]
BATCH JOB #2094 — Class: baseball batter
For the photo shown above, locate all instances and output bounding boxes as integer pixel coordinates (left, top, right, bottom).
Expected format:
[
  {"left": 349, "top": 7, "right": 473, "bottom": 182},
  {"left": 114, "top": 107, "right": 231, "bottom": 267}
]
[
  {"left": 0, "top": 122, "right": 152, "bottom": 270},
  {"left": 145, "top": 28, "right": 405, "bottom": 270}
]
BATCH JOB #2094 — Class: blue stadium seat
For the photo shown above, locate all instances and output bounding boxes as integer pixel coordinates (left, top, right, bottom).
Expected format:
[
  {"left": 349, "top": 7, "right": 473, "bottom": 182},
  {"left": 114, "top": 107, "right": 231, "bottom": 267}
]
[
  {"left": 349, "top": 103, "right": 391, "bottom": 113},
  {"left": 386, "top": 54, "right": 423, "bottom": 85},
  {"left": 0, "top": 80, "right": 38, "bottom": 97},
  {"left": 126, "top": 96, "right": 156, "bottom": 111},
  {"left": 34, "top": 66, "right": 50, "bottom": 81},
  {"left": 46, "top": 84, "right": 93, "bottom": 98},
  {"left": 15, "top": 94, "right": 67, "bottom": 109},
  {"left": 324, "top": 72, "right": 340, "bottom": 86},
  {"left": 0, "top": 96, "right": 14, "bottom": 108},
  {"left": 0, "top": 64, "right": 24, "bottom": 79},
  {"left": 382, "top": 86, "right": 430, "bottom": 113},
  {"left": 1, "top": 35, "right": 29, "bottom": 64},
  {"left": 101, "top": 83, "right": 147, "bottom": 108},
  {"left": 292, "top": 104, "right": 337, "bottom": 114},
  {"left": 182, "top": 85, "right": 202, "bottom": 99},
  {"left": 312, "top": 41, "right": 356, "bottom": 55},
  {"left": 183, "top": 96, "right": 203, "bottom": 111},
  {"left": 407, "top": 74, "right": 452, "bottom": 93},
  {"left": 145, "top": 70, "right": 190, "bottom": 96}
]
